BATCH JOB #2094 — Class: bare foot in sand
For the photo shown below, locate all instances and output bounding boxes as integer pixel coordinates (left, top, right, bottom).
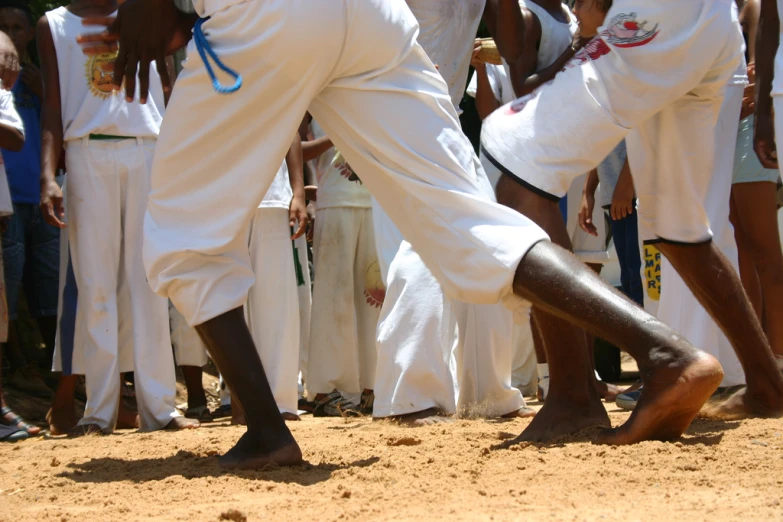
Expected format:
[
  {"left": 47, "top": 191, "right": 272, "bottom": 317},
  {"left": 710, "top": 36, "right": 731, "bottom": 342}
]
[
  {"left": 511, "top": 391, "right": 610, "bottom": 443},
  {"left": 218, "top": 431, "right": 303, "bottom": 470},
  {"left": 701, "top": 385, "right": 783, "bottom": 420},
  {"left": 282, "top": 412, "right": 301, "bottom": 421},
  {"left": 46, "top": 406, "right": 77, "bottom": 436},
  {"left": 165, "top": 417, "right": 200, "bottom": 430},
  {"left": 502, "top": 407, "right": 536, "bottom": 419},
  {"left": 384, "top": 408, "right": 454, "bottom": 426},
  {"left": 116, "top": 406, "right": 140, "bottom": 430},
  {"left": 595, "top": 381, "right": 626, "bottom": 402},
  {"left": 597, "top": 352, "right": 724, "bottom": 445}
]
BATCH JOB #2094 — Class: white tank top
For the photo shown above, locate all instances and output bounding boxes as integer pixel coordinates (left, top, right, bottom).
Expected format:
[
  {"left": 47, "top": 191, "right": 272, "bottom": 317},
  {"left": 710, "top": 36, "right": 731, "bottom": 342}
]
[
  {"left": 311, "top": 120, "right": 371, "bottom": 209},
  {"left": 260, "top": 161, "right": 293, "bottom": 210},
  {"left": 406, "top": 0, "right": 486, "bottom": 110},
  {"left": 503, "top": 0, "right": 577, "bottom": 82},
  {"left": 46, "top": 7, "right": 165, "bottom": 141}
]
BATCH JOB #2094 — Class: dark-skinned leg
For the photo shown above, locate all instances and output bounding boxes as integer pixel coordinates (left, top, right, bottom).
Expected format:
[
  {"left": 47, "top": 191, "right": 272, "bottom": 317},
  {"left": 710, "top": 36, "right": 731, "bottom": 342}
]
[
  {"left": 181, "top": 365, "right": 208, "bottom": 411},
  {"left": 497, "top": 174, "right": 609, "bottom": 440},
  {"left": 46, "top": 374, "right": 79, "bottom": 435},
  {"left": 512, "top": 241, "right": 724, "bottom": 444},
  {"left": 656, "top": 241, "right": 783, "bottom": 418},
  {"left": 194, "top": 307, "right": 302, "bottom": 469}
]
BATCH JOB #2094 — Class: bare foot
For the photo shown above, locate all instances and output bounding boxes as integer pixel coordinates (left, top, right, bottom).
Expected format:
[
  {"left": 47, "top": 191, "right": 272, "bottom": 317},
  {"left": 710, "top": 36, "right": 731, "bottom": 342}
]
[
  {"left": 116, "top": 408, "right": 140, "bottom": 430},
  {"left": 595, "top": 381, "right": 626, "bottom": 402},
  {"left": 218, "top": 432, "right": 303, "bottom": 470},
  {"left": 69, "top": 423, "right": 105, "bottom": 437},
  {"left": 165, "top": 417, "right": 200, "bottom": 430},
  {"left": 46, "top": 406, "right": 78, "bottom": 436},
  {"left": 281, "top": 412, "right": 301, "bottom": 421},
  {"left": 384, "top": 408, "right": 454, "bottom": 426},
  {"left": 701, "top": 386, "right": 783, "bottom": 420},
  {"left": 512, "top": 393, "right": 610, "bottom": 443},
  {"left": 597, "top": 352, "right": 724, "bottom": 445},
  {"left": 502, "top": 407, "right": 536, "bottom": 419},
  {"left": 231, "top": 413, "right": 247, "bottom": 426}
]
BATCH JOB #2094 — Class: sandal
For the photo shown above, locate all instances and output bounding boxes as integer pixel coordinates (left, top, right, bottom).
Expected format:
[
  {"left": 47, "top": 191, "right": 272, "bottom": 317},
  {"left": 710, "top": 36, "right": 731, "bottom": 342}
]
[
  {"left": 0, "top": 423, "right": 27, "bottom": 442},
  {"left": 1, "top": 407, "right": 41, "bottom": 436},
  {"left": 212, "top": 404, "right": 232, "bottom": 418},
  {"left": 358, "top": 390, "right": 374, "bottom": 416},
  {"left": 185, "top": 405, "right": 214, "bottom": 422},
  {"left": 312, "top": 391, "right": 360, "bottom": 418},
  {"left": 298, "top": 398, "right": 315, "bottom": 414}
]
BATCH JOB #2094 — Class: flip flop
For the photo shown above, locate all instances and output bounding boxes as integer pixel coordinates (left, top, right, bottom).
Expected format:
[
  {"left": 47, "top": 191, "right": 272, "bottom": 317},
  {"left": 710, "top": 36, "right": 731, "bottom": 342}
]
[
  {"left": 1, "top": 407, "right": 41, "bottom": 436},
  {"left": 212, "top": 404, "right": 232, "bottom": 418},
  {"left": 0, "top": 423, "right": 27, "bottom": 442}
]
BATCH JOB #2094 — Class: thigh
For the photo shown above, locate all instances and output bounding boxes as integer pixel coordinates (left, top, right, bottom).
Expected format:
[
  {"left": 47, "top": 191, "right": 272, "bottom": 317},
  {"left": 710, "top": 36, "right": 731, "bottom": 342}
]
[{"left": 731, "top": 181, "right": 782, "bottom": 258}]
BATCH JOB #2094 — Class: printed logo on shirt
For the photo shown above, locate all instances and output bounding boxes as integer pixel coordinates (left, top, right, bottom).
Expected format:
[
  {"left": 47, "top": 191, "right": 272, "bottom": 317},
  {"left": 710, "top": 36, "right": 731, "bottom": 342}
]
[
  {"left": 334, "top": 151, "right": 362, "bottom": 184},
  {"left": 602, "top": 13, "right": 660, "bottom": 48},
  {"left": 364, "top": 259, "right": 385, "bottom": 308},
  {"left": 85, "top": 51, "right": 120, "bottom": 99}
]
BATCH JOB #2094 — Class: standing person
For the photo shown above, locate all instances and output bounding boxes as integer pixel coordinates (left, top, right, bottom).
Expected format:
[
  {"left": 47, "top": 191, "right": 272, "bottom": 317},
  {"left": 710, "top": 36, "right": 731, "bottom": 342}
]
[
  {"left": 37, "top": 0, "right": 196, "bottom": 434},
  {"left": 732, "top": 0, "right": 783, "bottom": 369},
  {"left": 302, "top": 115, "right": 382, "bottom": 417},
  {"left": 482, "top": 0, "right": 783, "bottom": 440},
  {"left": 81, "top": 0, "right": 751, "bottom": 469},
  {"left": 0, "top": 44, "right": 37, "bottom": 440},
  {"left": 0, "top": 0, "right": 57, "bottom": 397}
]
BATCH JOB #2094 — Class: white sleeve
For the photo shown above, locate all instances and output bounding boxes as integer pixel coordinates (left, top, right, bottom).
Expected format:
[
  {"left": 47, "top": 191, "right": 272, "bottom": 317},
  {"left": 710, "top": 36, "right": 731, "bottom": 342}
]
[
  {"left": 466, "top": 70, "right": 478, "bottom": 98},
  {"left": 0, "top": 89, "right": 24, "bottom": 138},
  {"left": 485, "top": 65, "right": 504, "bottom": 104}
]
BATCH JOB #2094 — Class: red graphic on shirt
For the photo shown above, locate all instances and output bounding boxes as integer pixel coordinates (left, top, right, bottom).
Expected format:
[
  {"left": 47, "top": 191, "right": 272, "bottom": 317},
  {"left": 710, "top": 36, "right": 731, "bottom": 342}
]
[
  {"left": 335, "top": 159, "right": 362, "bottom": 184},
  {"left": 603, "top": 13, "right": 659, "bottom": 48}
]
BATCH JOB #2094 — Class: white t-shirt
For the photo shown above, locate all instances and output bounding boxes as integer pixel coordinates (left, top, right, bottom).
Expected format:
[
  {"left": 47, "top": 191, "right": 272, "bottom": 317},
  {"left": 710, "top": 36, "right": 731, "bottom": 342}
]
[
  {"left": 406, "top": 0, "right": 486, "bottom": 111},
  {"left": 0, "top": 89, "right": 23, "bottom": 217},
  {"left": 191, "top": 0, "right": 243, "bottom": 18},
  {"left": 260, "top": 161, "right": 293, "bottom": 209},
  {"left": 466, "top": 64, "right": 516, "bottom": 106},
  {"left": 774, "top": 0, "right": 783, "bottom": 95},
  {"left": 311, "top": 120, "right": 371, "bottom": 209},
  {"left": 46, "top": 7, "right": 165, "bottom": 140}
]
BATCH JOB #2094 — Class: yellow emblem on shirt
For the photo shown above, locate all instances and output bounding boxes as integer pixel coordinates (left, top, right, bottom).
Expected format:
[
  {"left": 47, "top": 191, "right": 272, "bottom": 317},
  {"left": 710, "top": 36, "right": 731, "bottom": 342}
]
[{"left": 85, "top": 51, "right": 119, "bottom": 99}]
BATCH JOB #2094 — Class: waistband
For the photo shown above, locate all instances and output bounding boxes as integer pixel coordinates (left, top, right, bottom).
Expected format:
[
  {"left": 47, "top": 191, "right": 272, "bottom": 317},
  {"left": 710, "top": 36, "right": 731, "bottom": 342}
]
[{"left": 65, "top": 136, "right": 156, "bottom": 149}]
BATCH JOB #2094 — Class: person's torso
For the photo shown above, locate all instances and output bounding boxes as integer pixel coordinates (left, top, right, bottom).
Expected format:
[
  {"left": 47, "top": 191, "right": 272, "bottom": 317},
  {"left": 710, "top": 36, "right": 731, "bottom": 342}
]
[
  {"left": 311, "top": 119, "right": 371, "bottom": 209},
  {"left": 46, "top": 6, "right": 166, "bottom": 141},
  {"left": 406, "top": 0, "right": 486, "bottom": 109},
  {"left": 260, "top": 161, "right": 293, "bottom": 209},
  {"left": 519, "top": 0, "right": 576, "bottom": 71},
  {"left": 4, "top": 78, "right": 41, "bottom": 204}
]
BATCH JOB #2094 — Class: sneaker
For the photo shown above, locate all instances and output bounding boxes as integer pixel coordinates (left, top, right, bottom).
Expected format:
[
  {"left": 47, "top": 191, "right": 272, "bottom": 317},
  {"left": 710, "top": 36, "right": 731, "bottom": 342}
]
[
  {"left": 312, "top": 390, "right": 360, "bottom": 418},
  {"left": 616, "top": 387, "right": 642, "bottom": 411},
  {"left": 358, "top": 390, "right": 374, "bottom": 415}
]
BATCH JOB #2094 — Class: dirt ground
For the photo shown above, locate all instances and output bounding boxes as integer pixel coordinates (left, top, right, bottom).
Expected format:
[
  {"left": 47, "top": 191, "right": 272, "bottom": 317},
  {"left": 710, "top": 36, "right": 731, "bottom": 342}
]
[{"left": 1, "top": 400, "right": 782, "bottom": 522}]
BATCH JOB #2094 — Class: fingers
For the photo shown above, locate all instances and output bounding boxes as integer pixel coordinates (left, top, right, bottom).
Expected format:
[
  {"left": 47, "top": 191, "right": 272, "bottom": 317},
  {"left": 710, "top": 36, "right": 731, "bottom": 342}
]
[
  {"left": 755, "top": 140, "right": 779, "bottom": 169},
  {"left": 123, "top": 49, "right": 139, "bottom": 101},
  {"left": 41, "top": 201, "right": 65, "bottom": 229},
  {"left": 155, "top": 52, "right": 171, "bottom": 94},
  {"left": 138, "top": 56, "right": 151, "bottom": 104}
]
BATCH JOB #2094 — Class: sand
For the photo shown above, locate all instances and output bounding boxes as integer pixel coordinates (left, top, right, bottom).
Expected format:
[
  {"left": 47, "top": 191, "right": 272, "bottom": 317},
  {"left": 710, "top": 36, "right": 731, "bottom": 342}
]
[{"left": 1, "top": 403, "right": 782, "bottom": 522}]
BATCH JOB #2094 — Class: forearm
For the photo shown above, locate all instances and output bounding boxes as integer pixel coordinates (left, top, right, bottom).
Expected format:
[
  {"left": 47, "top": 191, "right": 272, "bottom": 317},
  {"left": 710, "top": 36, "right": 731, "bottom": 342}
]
[
  {"left": 302, "top": 136, "right": 333, "bottom": 162},
  {"left": 40, "top": 114, "right": 63, "bottom": 186},
  {"left": 756, "top": 0, "right": 779, "bottom": 116},
  {"left": 0, "top": 124, "right": 23, "bottom": 152},
  {"left": 475, "top": 69, "right": 501, "bottom": 120},
  {"left": 583, "top": 169, "right": 599, "bottom": 197},
  {"left": 286, "top": 134, "right": 305, "bottom": 198},
  {"left": 517, "top": 44, "right": 577, "bottom": 96}
]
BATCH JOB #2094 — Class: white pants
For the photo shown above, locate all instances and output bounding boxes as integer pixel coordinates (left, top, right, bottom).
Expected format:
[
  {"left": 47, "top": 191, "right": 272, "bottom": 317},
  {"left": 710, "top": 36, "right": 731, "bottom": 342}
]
[
  {"left": 144, "top": 0, "right": 547, "bottom": 328},
  {"left": 66, "top": 138, "right": 177, "bottom": 432},
  {"left": 373, "top": 207, "right": 524, "bottom": 418},
  {"left": 307, "top": 207, "right": 382, "bottom": 395},
  {"left": 656, "top": 84, "right": 746, "bottom": 387},
  {"left": 170, "top": 301, "right": 209, "bottom": 368},
  {"left": 245, "top": 208, "right": 300, "bottom": 414}
]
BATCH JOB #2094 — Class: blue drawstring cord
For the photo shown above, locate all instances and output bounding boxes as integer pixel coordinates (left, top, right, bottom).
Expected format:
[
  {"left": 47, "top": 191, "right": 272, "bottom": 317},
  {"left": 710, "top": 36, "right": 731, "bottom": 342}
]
[{"left": 193, "top": 18, "right": 242, "bottom": 94}]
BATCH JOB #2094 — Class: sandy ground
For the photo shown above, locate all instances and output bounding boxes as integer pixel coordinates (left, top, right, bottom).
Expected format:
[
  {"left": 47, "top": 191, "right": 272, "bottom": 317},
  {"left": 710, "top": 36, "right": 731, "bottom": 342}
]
[{"left": 1, "top": 401, "right": 782, "bottom": 522}]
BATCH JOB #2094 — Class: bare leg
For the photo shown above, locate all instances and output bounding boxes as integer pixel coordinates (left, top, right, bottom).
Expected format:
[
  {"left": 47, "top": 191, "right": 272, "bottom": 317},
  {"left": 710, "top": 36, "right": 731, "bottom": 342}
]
[
  {"left": 657, "top": 241, "right": 783, "bottom": 418},
  {"left": 730, "top": 193, "right": 764, "bottom": 320},
  {"left": 46, "top": 374, "right": 79, "bottom": 435},
  {"left": 497, "top": 175, "right": 609, "bottom": 440},
  {"left": 181, "top": 365, "right": 208, "bottom": 410},
  {"left": 194, "top": 307, "right": 302, "bottom": 469},
  {"left": 512, "top": 241, "right": 724, "bottom": 444}
]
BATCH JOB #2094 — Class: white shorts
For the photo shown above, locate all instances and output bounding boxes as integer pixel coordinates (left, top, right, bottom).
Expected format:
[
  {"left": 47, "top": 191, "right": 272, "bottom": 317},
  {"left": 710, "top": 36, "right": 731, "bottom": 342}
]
[
  {"left": 481, "top": 0, "right": 744, "bottom": 244},
  {"left": 145, "top": 0, "right": 547, "bottom": 326}
]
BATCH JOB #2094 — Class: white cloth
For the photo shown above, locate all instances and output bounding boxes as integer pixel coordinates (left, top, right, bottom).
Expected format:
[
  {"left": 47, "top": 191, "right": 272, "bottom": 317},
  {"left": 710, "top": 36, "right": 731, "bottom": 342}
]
[
  {"left": 656, "top": 83, "right": 746, "bottom": 387},
  {"left": 46, "top": 7, "right": 164, "bottom": 141},
  {"left": 170, "top": 301, "right": 209, "bottom": 367},
  {"left": 405, "top": 0, "right": 486, "bottom": 110},
  {"left": 774, "top": 0, "right": 783, "bottom": 96},
  {"left": 311, "top": 120, "right": 371, "bottom": 209},
  {"left": 466, "top": 64, "right": 516, "bottom": 106},
  {"left": 306, "top": 207, "right": 382, "bottom": 395},
  {"left": 260, "top": 161, "right": 293, "bottom": 209},
  {"left": 245, "top": 207, "right": 301, "bottom": 414},
  {"left": 0, "top": 89, "right": 23, "bottom": 216},
  {"left": 144, "top": 0, "right": 548, "bottom": 327},
  {"left": 482, "top": 0, "right": 744, "bottom": 244},
  {"left": 67, "top": 138, "right": 177, "bottom": 432}
]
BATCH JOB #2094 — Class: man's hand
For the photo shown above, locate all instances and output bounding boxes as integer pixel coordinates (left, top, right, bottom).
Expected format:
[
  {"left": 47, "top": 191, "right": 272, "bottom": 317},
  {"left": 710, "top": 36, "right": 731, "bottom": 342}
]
[
  {"left": 470, "top": 38, "right": 486, "bottom": 70},
  {"left": 755, "top": 110, "right": 779, "bottom": 169},
  {"left": 76, "top": 0, "right": 197, "bottom": 103},
  {"left": 578, "top": 191, "right": 597, "bottom": 236},
  {"left": 610, "top": 171, "right": 635, "bottom": 221},
  {"left": 0, "top": 31, "right": 19, "bottom": 90},
  {"left": 40, "top": 179, "right": 66, "bottom": 228},
  {"left": 21, "top": 64, "right": 43, "bottom": 99},
  {"left": 290, "top": 195, "right": 309, "bottom": 240}
]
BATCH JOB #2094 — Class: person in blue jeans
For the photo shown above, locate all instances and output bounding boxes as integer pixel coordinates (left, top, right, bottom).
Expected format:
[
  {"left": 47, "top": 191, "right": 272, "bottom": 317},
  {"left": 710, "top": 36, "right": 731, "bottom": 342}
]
[
  {"left": 0, "top": 1, "right": 59, "bottom": 396},
  {"left": 578, "top": 141, "right": 644, "bottom": 307}
]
